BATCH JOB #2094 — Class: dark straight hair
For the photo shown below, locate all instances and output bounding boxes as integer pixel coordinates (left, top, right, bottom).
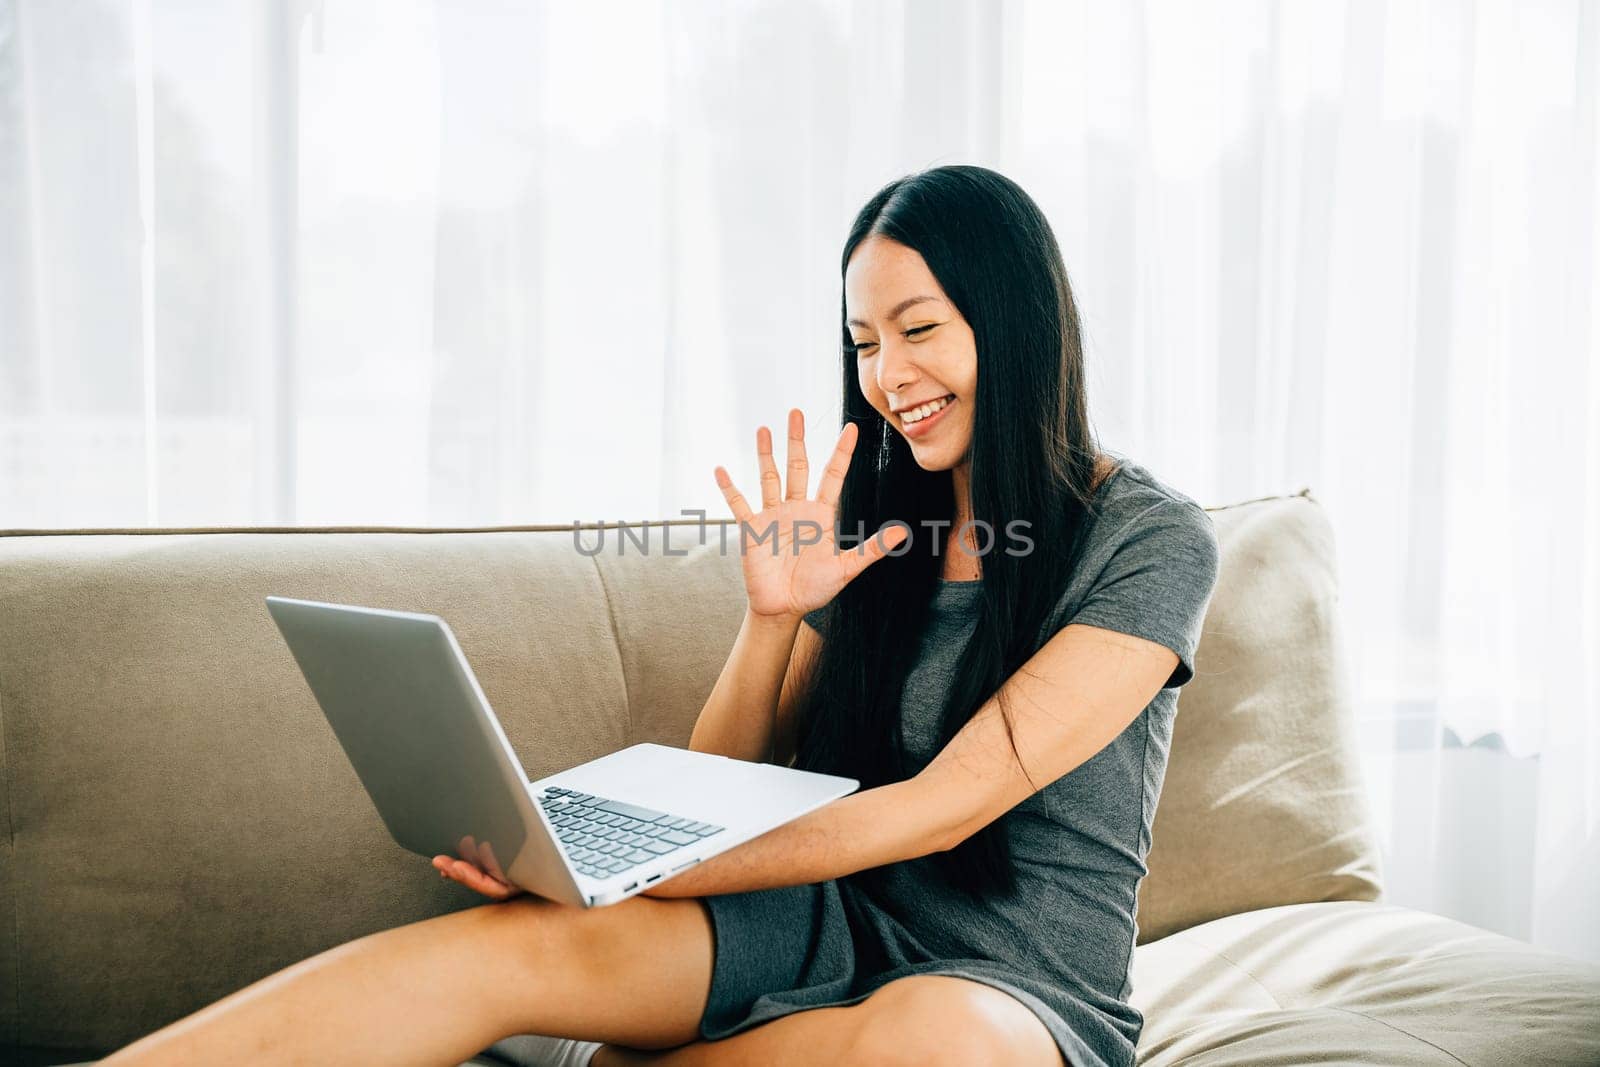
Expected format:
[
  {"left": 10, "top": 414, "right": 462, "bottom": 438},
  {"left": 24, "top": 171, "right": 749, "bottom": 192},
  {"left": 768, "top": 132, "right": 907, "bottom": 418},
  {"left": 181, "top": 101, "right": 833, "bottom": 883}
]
[{"left": 793, "top": 164, "right": 1112, "bottom": 899}]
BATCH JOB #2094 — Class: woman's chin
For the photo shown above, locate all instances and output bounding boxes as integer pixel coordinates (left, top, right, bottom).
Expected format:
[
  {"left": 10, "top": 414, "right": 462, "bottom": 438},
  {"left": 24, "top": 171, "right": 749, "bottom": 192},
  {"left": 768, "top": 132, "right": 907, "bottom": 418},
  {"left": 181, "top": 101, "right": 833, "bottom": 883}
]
[{"left": 906, "top": 442, "right": 968, "bottom": 471}]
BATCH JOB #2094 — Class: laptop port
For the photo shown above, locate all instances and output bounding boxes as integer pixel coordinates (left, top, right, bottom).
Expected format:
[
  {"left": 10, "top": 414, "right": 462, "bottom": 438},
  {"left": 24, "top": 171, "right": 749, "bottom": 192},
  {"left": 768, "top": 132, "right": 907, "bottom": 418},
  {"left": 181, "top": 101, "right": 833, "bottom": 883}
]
[
  {"left": 645, "top": 874, "right": 662, "bottom": 884},
  {"left": 624, "top": 881, "right": 639, "bottom": 892}
]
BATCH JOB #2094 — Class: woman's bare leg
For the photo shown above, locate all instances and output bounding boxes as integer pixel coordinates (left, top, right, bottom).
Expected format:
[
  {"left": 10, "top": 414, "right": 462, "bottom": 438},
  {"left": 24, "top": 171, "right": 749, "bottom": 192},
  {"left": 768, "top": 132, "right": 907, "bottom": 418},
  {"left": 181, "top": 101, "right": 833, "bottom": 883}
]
[
  {"left": 592, "top": 974, "right": 1065, "bottom": 1067},
  {"left": 591, "top": 1004, "right": 865, "bottom": 1067},
  {"left": 102, "top": 892, "right": 715, "bottom": 1067}
]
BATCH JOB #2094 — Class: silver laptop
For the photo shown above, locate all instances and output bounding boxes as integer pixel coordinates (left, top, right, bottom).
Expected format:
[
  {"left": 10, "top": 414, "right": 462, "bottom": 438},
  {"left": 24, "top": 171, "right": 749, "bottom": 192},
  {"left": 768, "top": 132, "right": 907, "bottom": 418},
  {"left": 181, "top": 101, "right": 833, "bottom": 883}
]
[{"left": 265, "top": 595, "right": 858, "bottom": 908}]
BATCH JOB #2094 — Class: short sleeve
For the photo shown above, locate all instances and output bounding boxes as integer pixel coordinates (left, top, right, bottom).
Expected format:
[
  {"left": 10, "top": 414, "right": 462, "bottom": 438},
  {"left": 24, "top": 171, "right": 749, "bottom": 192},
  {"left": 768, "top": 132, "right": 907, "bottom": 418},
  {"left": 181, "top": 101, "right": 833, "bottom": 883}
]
[{"left": 1064, "top": 501, "right": 1220, "bottom": 689}]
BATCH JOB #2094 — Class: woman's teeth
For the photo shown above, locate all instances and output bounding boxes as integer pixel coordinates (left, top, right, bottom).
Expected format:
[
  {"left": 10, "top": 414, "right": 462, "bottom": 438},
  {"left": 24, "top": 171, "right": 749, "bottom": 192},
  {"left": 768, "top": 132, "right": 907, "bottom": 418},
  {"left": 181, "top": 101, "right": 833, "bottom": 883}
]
[{"left": 900, "top": 395, "right": 955, "bottom": 425}]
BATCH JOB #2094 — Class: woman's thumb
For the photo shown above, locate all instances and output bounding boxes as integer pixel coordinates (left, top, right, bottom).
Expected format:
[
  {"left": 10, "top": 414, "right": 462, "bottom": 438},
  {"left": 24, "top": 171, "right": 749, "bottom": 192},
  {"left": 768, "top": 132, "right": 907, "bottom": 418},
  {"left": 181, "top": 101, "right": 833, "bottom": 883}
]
[{"left": 845, "top": 521, "right": 908, "bottom": 578}]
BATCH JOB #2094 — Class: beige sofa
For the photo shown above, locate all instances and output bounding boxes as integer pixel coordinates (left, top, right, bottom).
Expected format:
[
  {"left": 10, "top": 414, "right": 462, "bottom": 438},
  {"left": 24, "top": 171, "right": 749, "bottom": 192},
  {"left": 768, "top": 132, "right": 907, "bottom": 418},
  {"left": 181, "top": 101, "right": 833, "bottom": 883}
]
[{"left": 2, "top": 491, "right": 1597, "bottom": 1066}]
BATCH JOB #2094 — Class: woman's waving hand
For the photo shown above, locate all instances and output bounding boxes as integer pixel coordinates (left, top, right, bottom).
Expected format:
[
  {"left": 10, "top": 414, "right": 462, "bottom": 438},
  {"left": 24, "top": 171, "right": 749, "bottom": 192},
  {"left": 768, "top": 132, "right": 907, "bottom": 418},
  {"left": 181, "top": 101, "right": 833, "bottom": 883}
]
[{"left": 714, "top": 409, "right": 907, "bottom": 620}]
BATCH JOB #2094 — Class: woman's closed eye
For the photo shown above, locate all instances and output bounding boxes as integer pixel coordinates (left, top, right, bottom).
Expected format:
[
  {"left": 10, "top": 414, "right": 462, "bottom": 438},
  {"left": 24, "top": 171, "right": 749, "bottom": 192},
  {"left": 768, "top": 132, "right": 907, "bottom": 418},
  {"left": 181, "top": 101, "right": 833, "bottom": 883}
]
[{"left": 849, "top": 323, "right": 937, "bottom": 355}]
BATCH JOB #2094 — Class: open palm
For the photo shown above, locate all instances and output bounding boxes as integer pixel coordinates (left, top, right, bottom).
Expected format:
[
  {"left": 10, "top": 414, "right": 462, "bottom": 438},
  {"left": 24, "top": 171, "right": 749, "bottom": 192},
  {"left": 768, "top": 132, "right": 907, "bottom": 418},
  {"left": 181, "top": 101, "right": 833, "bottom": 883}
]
[{"left": 715, "top": 409, "right": 907, "bottom": 620}]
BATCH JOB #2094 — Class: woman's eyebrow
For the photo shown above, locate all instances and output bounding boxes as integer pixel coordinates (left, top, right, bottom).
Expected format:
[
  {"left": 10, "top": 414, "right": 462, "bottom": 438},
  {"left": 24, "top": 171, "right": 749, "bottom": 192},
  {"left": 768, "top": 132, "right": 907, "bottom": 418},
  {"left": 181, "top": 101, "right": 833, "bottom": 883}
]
[{"left": 847, "top": 295, "right": 943, "bottom": 329}]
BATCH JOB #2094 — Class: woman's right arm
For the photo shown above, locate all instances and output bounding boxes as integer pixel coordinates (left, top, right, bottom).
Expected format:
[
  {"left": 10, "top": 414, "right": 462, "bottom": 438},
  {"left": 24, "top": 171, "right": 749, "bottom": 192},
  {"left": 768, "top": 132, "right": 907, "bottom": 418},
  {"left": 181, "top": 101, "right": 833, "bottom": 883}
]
[
  {"left": 681, "top": 409, "right": 883, "bottom": 769},
  {"left": 688, "top": 610, "right": 820, "bottom": 766},
  {"left": 437, "top": 409, "right": 902, "bottom": 898}
]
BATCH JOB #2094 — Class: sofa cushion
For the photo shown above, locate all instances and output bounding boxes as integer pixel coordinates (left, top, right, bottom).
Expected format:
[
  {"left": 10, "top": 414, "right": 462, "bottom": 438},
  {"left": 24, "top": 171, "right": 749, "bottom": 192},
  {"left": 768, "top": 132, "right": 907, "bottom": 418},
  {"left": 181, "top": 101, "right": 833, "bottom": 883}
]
[
  {"left": 1129, "top": 900, "right": 1600, "bottom": 1065},
  {"left": 1136, "top": 492, "right": 1384, "bottom": 942},
  {"left": 589, "top": 524, "right": 749, "bottom": 748},
  {"left": 0, "top": 529, "right": 639, "bottom": 1053}
]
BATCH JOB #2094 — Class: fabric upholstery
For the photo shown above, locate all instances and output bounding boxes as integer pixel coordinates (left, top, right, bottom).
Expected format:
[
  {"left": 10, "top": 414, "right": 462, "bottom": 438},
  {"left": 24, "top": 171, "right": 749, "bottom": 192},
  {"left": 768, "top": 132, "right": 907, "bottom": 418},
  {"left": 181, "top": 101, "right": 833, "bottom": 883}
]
[
  {"left": 1130, "top": 901, "right": 1600, "bottom": 1065},
  {"left": 1137, "top": 493, "right": 1384, "bottom": 943},
  {"left": 589, "top": 528, "right": 749, "bottom": 749}
]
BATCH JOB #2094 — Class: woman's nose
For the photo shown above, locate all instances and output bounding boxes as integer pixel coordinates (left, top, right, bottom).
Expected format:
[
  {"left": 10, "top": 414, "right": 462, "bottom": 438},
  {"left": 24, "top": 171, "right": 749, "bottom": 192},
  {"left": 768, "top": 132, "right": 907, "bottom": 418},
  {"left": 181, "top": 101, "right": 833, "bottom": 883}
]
[{"left": 876, "top": 340, "right": 918, "bottom": 394}]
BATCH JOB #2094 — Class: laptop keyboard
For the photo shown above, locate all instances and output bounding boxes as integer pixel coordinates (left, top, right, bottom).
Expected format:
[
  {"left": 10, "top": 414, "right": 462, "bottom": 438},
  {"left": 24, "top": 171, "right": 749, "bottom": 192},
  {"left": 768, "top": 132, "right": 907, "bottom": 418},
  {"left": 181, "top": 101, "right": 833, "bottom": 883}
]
[{"left": 538, "top": 786, "right": 725, "bottom": 881}]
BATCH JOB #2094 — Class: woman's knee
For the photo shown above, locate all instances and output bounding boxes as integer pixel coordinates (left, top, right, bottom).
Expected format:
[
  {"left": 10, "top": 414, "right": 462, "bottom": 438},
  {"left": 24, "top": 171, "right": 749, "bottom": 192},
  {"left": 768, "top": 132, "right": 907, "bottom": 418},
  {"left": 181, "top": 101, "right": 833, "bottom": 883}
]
[
  {"left": 473, "top": 894, "right": 623, "bottom": 981},
  {"left": 842, "top": 976, "right": 1061, "bottom": 1067},
  {"left": 478, "top": 894, "right": 715, "bottom": 1004},
  {"left": 432, "top": 895, "right": 566, "bottom": 1004},
  {"left": 477, "top": 894, "right": 716, "bottom": 1048}
]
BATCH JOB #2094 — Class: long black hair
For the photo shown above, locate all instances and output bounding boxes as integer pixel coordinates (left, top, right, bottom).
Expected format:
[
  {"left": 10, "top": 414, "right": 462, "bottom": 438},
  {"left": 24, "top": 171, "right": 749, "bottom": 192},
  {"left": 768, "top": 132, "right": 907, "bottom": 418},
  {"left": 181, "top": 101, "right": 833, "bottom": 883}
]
[{"left": 793, "top": 165, "right": 1112, "bottom": 899}]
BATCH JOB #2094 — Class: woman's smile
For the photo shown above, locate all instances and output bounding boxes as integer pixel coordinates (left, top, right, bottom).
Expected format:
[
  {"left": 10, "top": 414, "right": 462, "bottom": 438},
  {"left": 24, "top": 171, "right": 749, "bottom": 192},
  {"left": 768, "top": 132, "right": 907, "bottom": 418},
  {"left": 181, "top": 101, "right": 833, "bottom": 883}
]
[{"left": 897, "top": 394, "right": 957, "bottom": 438}]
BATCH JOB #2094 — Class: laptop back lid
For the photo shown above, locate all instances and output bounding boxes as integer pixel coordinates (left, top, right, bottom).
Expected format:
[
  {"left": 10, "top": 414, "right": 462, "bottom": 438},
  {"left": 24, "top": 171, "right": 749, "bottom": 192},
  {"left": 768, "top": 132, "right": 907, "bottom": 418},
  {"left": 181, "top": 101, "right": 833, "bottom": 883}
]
[{"left": 265, "top": 596, "right": 581, "bottom": 905}]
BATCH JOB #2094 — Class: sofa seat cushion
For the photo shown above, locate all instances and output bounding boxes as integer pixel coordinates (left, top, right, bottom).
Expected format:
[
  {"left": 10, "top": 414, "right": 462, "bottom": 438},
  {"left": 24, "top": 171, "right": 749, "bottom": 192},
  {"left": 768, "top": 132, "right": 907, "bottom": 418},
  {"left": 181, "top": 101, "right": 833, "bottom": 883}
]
[{"left": 1129, "top": 900, "right": 1600, "bottom": 1065}]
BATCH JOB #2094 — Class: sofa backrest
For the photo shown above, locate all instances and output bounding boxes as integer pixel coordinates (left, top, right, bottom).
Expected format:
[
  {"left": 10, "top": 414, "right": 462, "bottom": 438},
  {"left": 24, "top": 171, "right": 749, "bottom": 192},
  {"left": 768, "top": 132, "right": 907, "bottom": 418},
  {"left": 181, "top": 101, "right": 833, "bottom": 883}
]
[
  {"left": 0, "top": 496, "right": 1382, "bottom": 1055},
  {"left": 1139, "top": 493, "right": 1385, "bottom": 941}
]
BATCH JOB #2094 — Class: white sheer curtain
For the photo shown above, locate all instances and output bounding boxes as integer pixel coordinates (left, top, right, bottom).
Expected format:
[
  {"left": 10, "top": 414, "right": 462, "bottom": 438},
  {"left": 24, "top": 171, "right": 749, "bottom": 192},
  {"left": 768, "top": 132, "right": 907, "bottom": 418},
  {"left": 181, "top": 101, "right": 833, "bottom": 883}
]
[{"left": 3, "top": 0, "right": 1596, "bottom": 961}]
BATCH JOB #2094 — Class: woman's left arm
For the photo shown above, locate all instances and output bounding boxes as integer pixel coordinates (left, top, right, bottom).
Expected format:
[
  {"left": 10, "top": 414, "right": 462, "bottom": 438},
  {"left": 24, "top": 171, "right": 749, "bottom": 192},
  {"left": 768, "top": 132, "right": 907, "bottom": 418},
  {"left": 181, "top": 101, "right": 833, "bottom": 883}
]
[
  {"left": 914, "top": 621, "right": 1178, "bottom": 851},
  {"left": 642, "top": 620, "right": 1176, "bottom": 898}
]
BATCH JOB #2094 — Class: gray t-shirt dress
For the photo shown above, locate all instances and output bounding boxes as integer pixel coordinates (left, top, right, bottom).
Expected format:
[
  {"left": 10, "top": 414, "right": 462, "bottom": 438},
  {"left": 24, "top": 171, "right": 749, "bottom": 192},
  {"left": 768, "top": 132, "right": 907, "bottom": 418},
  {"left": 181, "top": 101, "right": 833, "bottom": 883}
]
[{"left": 697, "top": 455, "right": 1221, "bottom": 1067}]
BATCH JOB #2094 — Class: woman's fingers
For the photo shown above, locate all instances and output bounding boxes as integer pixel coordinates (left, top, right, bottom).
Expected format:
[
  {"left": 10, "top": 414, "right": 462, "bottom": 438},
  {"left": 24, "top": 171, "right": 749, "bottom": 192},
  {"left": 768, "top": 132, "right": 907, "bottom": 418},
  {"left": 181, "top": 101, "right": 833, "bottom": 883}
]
[
  {"left": 453, "top": 862, "right": 518, "bottom": 899},
  {"left": 785, "top": 408, "right": 808, "bottom": 501},
  {"left": 815, "top": 422, "right": 858, "bottom": 510},
  {"left": 714, "top": 466, "right": 756, "bottom": 525},
  {"left": 840, "top": 522, "right": 908, "bottom": 583},
  {"left": 433, "top": 855, "right": 521, "bottom": 900},
  {"left": 756, "top": 425, "right": 783, "bottom": 510}
]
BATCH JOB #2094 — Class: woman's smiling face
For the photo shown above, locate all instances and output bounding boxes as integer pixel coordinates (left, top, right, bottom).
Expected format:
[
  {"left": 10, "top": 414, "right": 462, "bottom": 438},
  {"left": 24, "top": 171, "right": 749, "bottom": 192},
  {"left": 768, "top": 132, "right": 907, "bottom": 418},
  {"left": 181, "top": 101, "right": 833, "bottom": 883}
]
[{"left": 844, "top": 235, "right": 977, "bottom": 471}]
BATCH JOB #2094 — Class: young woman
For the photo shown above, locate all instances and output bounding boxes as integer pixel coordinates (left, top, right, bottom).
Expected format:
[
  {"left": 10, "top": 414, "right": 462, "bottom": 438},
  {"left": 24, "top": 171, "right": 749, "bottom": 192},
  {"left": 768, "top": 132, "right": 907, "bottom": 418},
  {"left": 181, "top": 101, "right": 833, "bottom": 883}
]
[{"left": 104, "top": 165, "right": 1219, "bottom": 1067}]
